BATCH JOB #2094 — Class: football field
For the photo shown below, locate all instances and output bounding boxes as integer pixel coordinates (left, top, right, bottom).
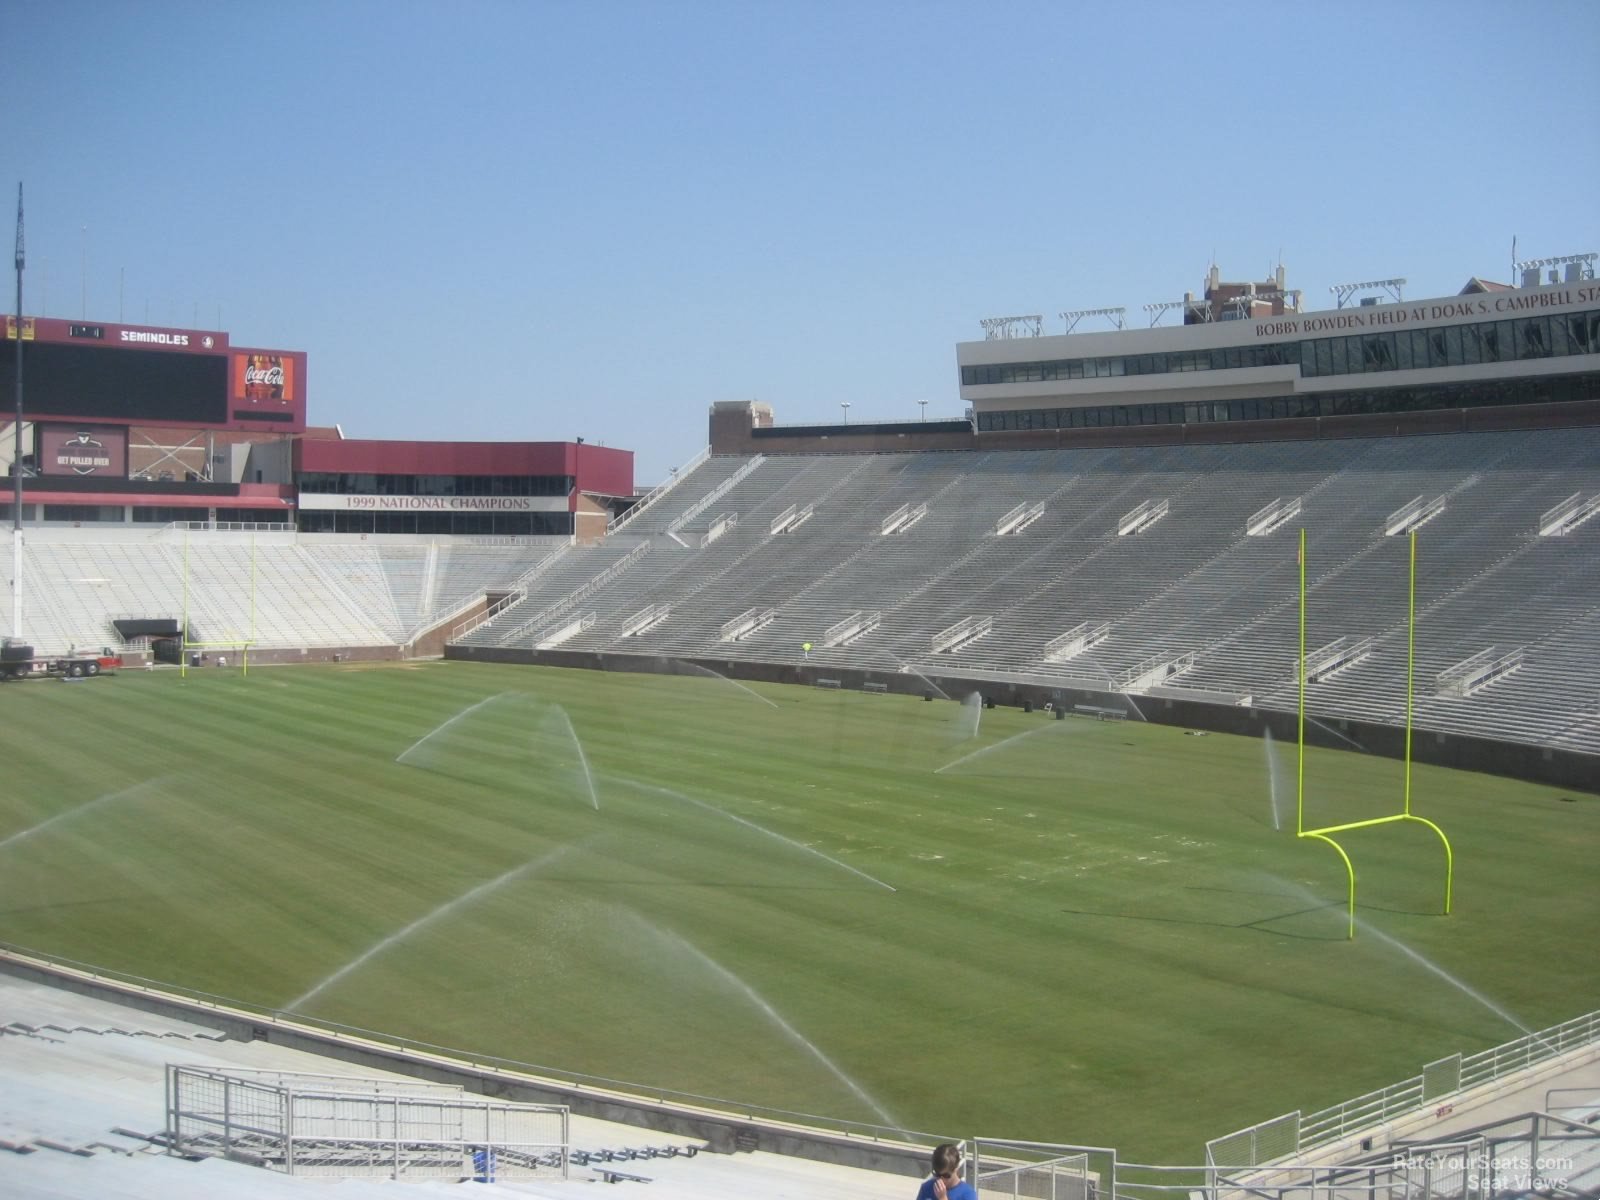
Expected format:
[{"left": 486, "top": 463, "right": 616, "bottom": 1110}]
[{"left": 1, "top": 659, "right": 1594, "bottom": 1163}]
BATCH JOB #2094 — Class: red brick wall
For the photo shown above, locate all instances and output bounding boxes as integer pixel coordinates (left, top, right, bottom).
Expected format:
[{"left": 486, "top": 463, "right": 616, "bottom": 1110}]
[{"left": 708, "top": 399, "right": 1600, "bottom": 458}]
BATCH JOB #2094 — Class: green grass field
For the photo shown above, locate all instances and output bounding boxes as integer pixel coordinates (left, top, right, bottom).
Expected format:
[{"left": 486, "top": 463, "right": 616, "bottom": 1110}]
[{"left": 1, "top": 659, "right": 1595, "bottom": 1162}]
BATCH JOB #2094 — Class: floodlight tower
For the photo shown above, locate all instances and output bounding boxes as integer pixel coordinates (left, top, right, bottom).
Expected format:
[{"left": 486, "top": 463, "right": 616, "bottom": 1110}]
[
  {"left": 1512, "top": 252, "right": 1596, "bottom": 285},
  {"left": 1330, "top": 278, "right": 1406, "bottom": 308},
  {"left": 979, "top": 315, "right": 1043, "bottom": 340},
  {"left": 1058, "top": 306, "right": 1126, "bottom": 334},
  {"left": 1143, "top": 299, "right": 1205, "bottom": 327},
  {"left": 12, "top": 183, "right": 24, "bottom": 638},
  {"left": 1223, "top": 289, "right": 1290, "bottom": 321}
]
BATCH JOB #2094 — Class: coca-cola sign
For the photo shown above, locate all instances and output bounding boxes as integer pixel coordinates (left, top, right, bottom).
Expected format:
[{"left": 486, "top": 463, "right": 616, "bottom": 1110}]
[{"left": 232, "top": 352, "right": 295, "bottom": 403}]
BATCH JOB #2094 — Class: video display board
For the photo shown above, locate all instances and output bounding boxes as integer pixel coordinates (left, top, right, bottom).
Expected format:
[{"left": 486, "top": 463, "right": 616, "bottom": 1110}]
[
  {"left": 37, "top": 423, "right": 129, "bottom": 478},
  {"left": 3, "top": 317, "right": 306, "bottom": 431},
  {"left": 1, "top": 338, "right": 228, "bottom": 424}
]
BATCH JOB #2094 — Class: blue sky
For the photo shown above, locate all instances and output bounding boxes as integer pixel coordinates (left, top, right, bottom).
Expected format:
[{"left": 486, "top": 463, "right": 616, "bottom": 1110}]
[{"left": 6, "top": 0, "right": 1598, "bottom": 485}]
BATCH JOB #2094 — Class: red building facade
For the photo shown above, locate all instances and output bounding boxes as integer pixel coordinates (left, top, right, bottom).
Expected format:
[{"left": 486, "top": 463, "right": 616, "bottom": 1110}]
[
  {"left": 295, "top": 439, "right": 634, "bottom": 537},
  {"left": 3, "top": 314, "right": 633, "bottom": 534}
]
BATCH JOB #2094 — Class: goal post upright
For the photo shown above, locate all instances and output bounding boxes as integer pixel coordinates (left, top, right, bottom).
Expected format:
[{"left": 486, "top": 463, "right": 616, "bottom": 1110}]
[
  {"left": 1297, "top": 527, "right": 1306, "bottom": 837},
  {"left": 178, "top": 527, "right": 255, "bottom": 678},
  {"left": 1403, "top": 528, "right": 1453, "bottom": 913},
  {"left": 181, "top": 529, "right": 189, "bottom": 679},
  {"left": 1405, "top": 526, "right": 1415, "bottom": 817},
  {"left": 1296, "top": 528, "right": 1452, "bottom": 940}
]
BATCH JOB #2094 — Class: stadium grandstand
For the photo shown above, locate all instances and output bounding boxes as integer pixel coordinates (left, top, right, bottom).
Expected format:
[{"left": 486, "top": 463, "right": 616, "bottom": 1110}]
[
  {"left": 450, "top": 265, "right": 1600, "bottom": 785},
  {"left": 3, "top": 258, "right": 1598, "bottom": 1197}
]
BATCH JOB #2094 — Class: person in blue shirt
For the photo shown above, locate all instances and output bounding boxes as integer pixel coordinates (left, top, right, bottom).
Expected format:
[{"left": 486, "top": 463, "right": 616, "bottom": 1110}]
[{"left": 915, "top": 1143, "right": 976, "bottom": 1200}]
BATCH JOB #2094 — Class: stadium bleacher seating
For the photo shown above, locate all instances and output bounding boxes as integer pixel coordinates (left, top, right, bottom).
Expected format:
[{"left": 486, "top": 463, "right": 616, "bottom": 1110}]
[
  {"left": 4, "top": 427, "right": 1595, "bottom": 754},
  {"left": 461, "top": 429, "right": 1600, "bottom": 754}
]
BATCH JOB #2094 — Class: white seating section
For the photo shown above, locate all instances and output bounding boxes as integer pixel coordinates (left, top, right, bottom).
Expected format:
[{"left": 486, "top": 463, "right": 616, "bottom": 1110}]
[{"left": 1, "top": 534, "right": 571, "bottom": 653}]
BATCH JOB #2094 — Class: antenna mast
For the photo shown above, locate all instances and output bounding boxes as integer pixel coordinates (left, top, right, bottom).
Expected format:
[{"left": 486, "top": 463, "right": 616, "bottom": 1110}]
[{"left": 12, "top": 182, "right": 25, "bottom": 637}]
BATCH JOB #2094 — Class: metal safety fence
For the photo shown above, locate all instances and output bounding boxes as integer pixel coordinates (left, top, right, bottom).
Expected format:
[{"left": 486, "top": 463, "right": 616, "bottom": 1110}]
[
  {"left": 166, "top": 1064, "right": 569, "bottom": 1181},
  {"left": 973, "top": 1105, "right": 1600, "bottom": 1200},
  {"left": 1205, "top": 1007, "right": 1600, "bottom": 1170},
  {"left": 971, "top": 1140, "right": 1109, "bottom": 1200}
]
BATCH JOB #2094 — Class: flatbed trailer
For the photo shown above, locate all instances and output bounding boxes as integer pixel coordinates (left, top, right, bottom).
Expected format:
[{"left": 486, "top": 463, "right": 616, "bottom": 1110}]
[{"left": 0, "top": 641, "right": 123, "bottom": 681}]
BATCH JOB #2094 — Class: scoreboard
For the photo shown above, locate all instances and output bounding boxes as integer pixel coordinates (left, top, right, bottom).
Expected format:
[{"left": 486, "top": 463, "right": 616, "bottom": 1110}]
[{"left": 2, "top": 315, "right": 306, "bottom": 433}]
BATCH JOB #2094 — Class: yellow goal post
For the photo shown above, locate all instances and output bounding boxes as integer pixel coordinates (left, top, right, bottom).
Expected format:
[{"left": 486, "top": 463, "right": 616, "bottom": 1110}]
[
  {"left": 178, "top": 531, "right": 257, "bottom": 679},
  {"left": 1296, "top": 527, "right": 1453, "bottom": 940}
]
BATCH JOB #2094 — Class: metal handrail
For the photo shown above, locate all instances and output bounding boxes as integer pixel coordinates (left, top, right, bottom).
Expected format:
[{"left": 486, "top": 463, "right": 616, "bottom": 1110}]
[
  {"left": 495, "top": 542, "right": 652, "bottom": 645},
  {"left": 1208, "top": 1007, "right": 1600, "bottom": 1167},
  {"left": 665, "top": 456, "right": 764, "bottom": 535},
  {"left": 608, "top": 446, "right": 711, "bottom": 533},
  {"left": 446, "top": 590, "right": 525, "bottom": 644}
]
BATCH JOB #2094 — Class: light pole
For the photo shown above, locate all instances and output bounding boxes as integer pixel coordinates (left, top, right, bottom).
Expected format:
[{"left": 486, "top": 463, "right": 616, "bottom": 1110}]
[
  {"left": 918, "top": 399, "right": 928, "bottom": 421},
  {"left": 13, "top": 184, "right": 25, "bottom": 638},
  {"left": 840, "top": 402, "right": 851, "bottom": 425}
]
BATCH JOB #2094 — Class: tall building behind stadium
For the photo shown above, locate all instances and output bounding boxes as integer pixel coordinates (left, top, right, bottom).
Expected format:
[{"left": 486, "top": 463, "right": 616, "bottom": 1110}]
[
  {"left": 711, "top": 259, "right": 1598, "bottom": 455},
  {"left": 956, "top": 262, "right": 1598, "bottom": 437}
]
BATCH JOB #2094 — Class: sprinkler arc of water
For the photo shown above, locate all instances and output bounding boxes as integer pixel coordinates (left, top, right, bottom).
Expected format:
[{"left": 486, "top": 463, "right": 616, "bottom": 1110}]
[
  {"left": 395, "top": 692, "right": 512, "bottom": 764},
  {"left": 0, "top": 778, "right": 169, "bottom": 853},
  {"left": 610, "top": 776, "right": 896, "bottom": 892},
  {"left": 286, "top": 844, "right": 575, "bottom": 1013},
  {"left": 1354, "top": 916, "right": 1538, "bottom": 1039},
  {"left": 958, "top": 691, "right": 984, "bottom": 741},
  {"left": 1304, "top": 715, "right": 1366, "bottom": 752},
  {"left": 1264, "top": 874, "right": 1543, "bottom": 1044},
  {"left": 1263, "top": 727, "right": 1284, "bottom": 832},
  {"left": 670, "top": 661, "right": 779, "bottom": 708},
  {"left": 934, "top": 724, "right": 1062, "bottom": 775},
  {"left": 638, "top": 916, "right": 902, "bottom": 1130},
  {"left": 886, "top": 653, "right": 952, "bottom": 702},
  {"left": 549, "top": 706, "right": 600, "bottom": 810}
]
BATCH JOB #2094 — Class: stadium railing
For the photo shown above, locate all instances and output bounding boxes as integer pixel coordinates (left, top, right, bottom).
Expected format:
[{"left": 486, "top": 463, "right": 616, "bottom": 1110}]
[
  {"left": 664, "top": 455, "right": 765, "bottom": 537},
  {"left": 163, "top": 520, "right": 297, "bottom": 534},
  {"left": 1205, "top": 1007, "right": 1600, "bottom": 1170},
  {"left": 608, "top": 446, "right": 712, "bottom": 533},
  {"left": 167, "top": 1063, "right": 570, "bottom": 1181},
  {"left": 487, "top": 542, "right": 652, "bottom": 647}
]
